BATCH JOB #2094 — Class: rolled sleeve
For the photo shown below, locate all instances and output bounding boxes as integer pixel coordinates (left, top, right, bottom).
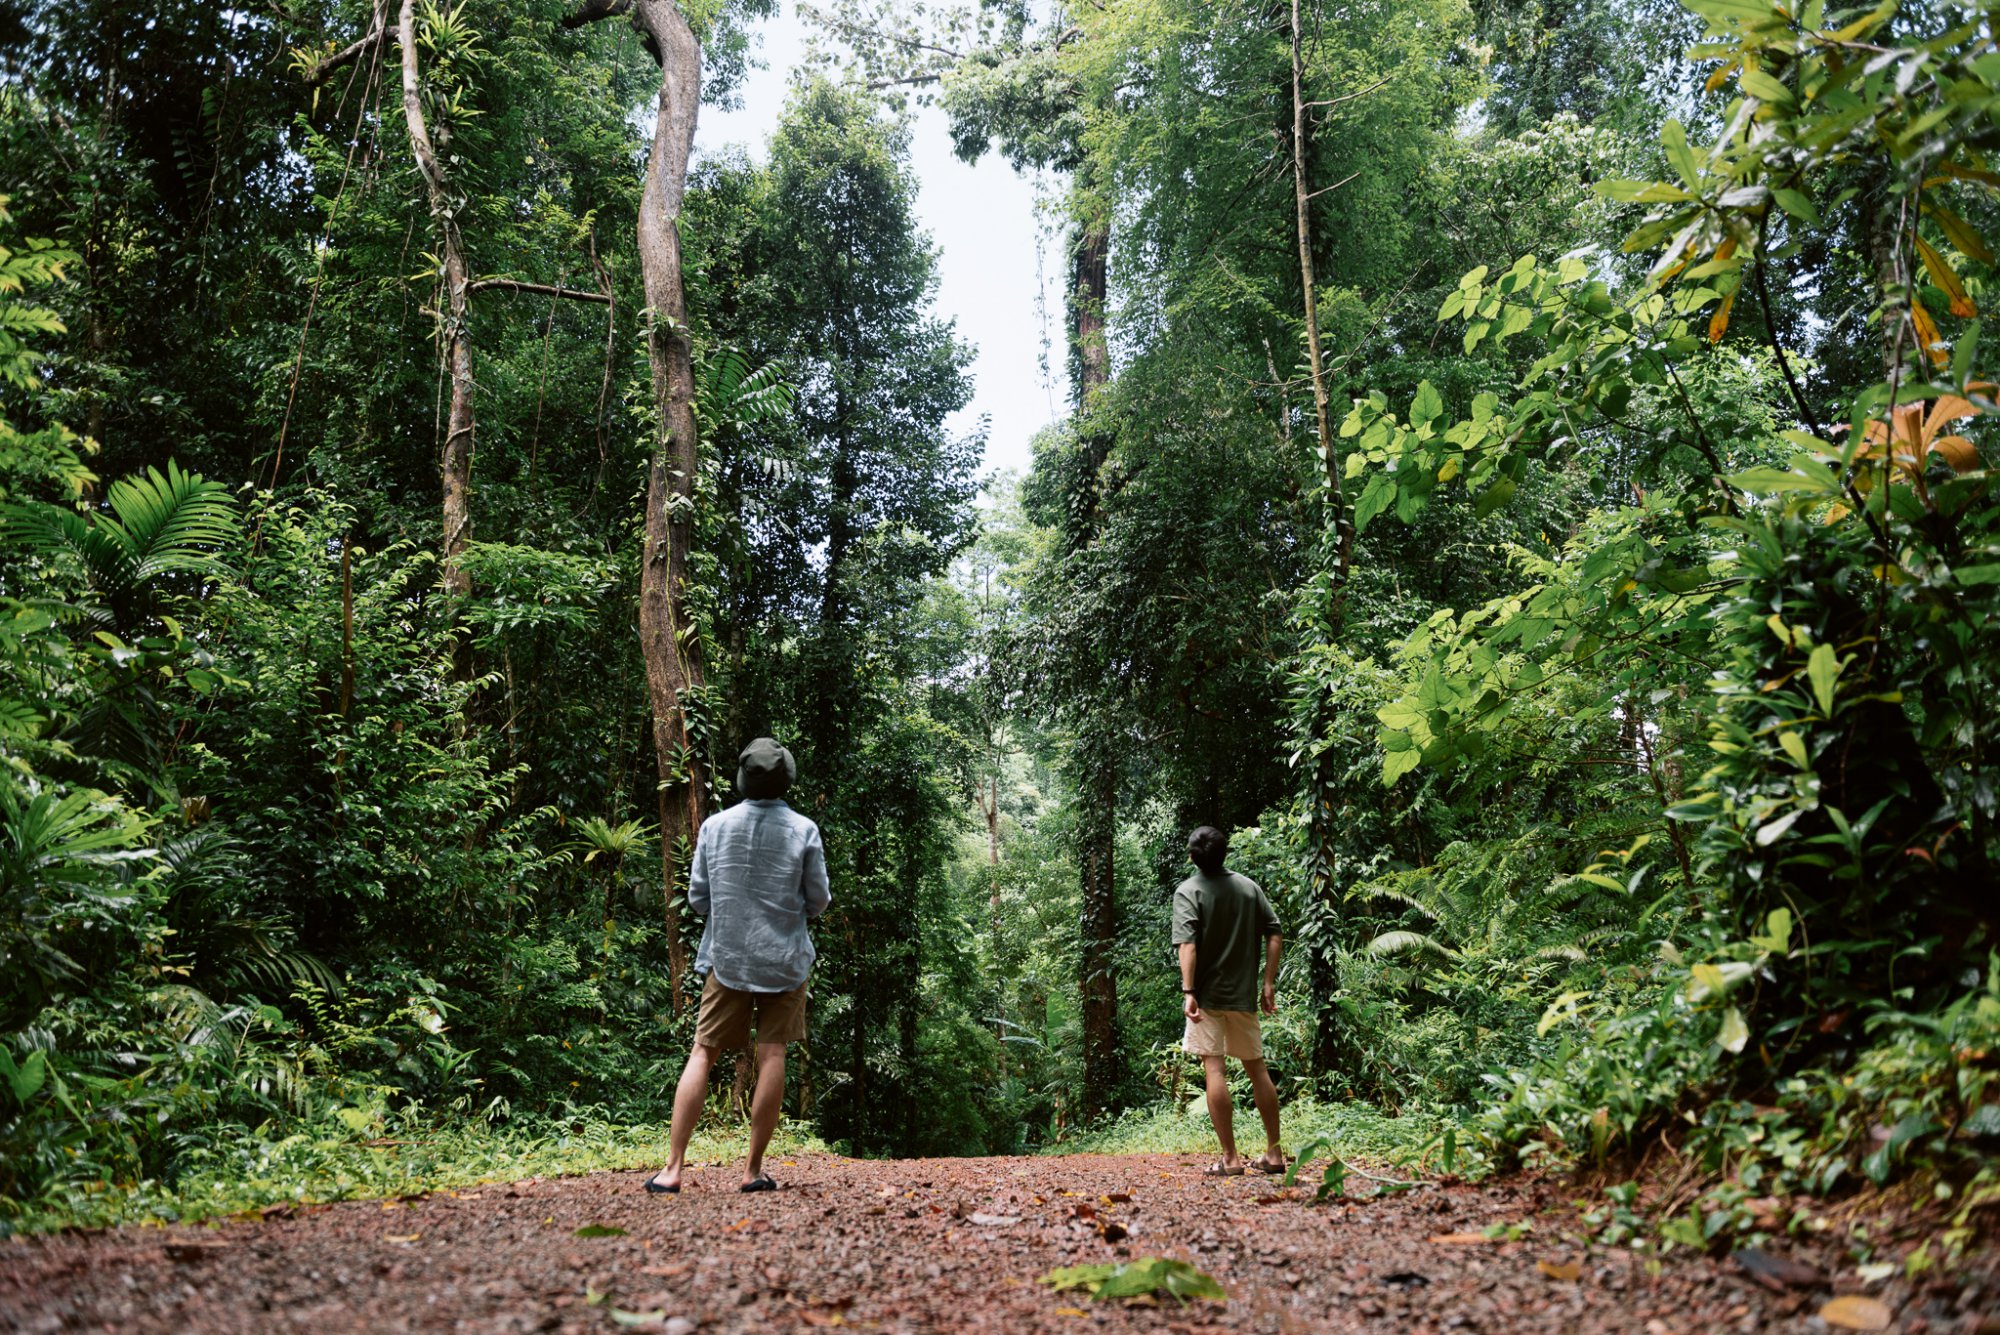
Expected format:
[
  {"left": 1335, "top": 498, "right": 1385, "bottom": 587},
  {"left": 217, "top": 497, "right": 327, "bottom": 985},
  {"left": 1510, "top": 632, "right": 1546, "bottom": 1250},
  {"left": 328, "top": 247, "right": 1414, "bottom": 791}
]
[
  {"left": 1170, "top": 885, "right": 1199, "bottom": 945},
  {"left": 802, "top": 826, "right": 831, "bottom": 919},
  {"left": 687, "top": 823, "right": 712, "bottom": 916},
  {"left": 1257, "top": 888, "right": 1281, "bottom": 939}
]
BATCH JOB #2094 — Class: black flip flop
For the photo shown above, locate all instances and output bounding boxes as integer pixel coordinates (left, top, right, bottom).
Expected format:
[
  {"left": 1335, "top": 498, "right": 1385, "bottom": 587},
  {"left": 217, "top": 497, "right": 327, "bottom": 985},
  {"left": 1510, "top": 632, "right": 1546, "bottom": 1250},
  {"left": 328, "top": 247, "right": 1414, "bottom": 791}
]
[
  {"left": 739, "top": 1175, "right": 777, "bottom": 1193},
  {"left": 643, "top": 1173, "right": 680, "bottom": 1194}
]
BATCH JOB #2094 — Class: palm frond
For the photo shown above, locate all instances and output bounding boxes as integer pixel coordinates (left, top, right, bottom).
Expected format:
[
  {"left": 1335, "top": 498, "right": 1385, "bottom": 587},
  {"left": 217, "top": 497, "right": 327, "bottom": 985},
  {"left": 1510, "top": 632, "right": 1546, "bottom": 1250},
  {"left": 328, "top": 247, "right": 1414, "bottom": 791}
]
[
  {"left": 1364, "top": 930, "right": 1459, "bottom": 961},
  {"left": 107, "top": 462, "right": 238, "bottom": 583}
]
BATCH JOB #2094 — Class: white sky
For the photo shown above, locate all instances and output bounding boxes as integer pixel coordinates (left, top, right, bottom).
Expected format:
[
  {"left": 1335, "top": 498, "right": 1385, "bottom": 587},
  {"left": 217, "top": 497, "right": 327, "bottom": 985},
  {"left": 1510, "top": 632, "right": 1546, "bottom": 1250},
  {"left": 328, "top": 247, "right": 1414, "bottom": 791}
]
[{"left": 696, "top": 4, "right": 1061, "bottom": 483}]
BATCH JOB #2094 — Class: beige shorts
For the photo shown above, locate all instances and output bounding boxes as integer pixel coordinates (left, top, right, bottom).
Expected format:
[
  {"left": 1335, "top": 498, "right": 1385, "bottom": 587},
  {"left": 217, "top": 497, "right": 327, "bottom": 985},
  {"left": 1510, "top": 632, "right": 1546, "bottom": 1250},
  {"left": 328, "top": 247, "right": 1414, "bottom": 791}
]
[
  {"left": 693, "top": 974, "right": 808, "bottom": 1047},
  {"left": 1182, "top": 1009, "right": 1263, "bottom": 1060}
]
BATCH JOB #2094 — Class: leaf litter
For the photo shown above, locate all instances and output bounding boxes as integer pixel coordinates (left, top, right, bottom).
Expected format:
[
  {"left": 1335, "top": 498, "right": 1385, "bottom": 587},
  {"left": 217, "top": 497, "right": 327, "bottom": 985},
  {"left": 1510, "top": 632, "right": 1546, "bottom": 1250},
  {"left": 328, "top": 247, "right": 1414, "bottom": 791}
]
[{"left": 2, "top": 1151, "right": 1992, "bottom": 1333}]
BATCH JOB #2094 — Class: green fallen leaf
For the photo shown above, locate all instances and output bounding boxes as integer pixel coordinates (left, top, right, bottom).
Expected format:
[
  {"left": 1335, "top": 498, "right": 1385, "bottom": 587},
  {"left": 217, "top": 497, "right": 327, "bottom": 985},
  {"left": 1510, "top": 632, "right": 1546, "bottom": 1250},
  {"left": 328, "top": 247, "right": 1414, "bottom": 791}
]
[
  {"left": 1041, "top": 1257, "right": 1226, "bottom": 1306},
  {"left": 611, "top": 1309, "right": 666, "bottom": 1327},
  {"left": 573, "top": 1224, "right": 629, "bottom": 1238}
]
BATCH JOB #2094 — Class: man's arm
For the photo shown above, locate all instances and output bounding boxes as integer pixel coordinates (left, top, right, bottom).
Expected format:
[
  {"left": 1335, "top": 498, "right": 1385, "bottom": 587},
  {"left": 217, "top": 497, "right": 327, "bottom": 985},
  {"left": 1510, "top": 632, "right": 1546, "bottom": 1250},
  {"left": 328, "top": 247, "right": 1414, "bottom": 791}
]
[
  {"left": 1179, "top": 941, "right": 1202, "bottom": 1022},
  {"left": 801, "top": 825, "right": 831, "bottom": 919},
  {"left": 687, "top": 823, "right": 711, "bottom": 916},
  {"left": 1262, "top": 933, "right": 1282, "bottom": 1014}
]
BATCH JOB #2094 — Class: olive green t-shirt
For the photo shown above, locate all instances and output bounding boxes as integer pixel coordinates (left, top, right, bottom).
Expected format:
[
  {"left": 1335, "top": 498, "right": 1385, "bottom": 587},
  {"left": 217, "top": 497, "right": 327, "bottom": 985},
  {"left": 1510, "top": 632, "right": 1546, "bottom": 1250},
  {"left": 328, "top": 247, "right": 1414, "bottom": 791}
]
[{"left": 1171, "top": 869, "right": 1281, "bottom": 1013}]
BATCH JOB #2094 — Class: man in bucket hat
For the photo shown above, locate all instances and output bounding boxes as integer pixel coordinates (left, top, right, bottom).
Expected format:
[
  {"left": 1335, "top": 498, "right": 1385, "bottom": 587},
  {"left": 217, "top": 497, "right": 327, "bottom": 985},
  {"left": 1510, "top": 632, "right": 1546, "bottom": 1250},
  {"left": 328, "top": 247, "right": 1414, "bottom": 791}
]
[{"left": 645, "top": 738, "right": 830, "bottom": 1194}]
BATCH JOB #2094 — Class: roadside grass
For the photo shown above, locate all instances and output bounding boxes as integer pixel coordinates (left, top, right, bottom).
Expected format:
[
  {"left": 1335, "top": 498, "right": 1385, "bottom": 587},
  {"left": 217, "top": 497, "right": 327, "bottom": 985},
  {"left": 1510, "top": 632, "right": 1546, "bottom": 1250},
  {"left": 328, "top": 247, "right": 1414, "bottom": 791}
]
[
  {"left": 6, "top": 1115, "right": 828, "bottom": 1236},
  {"left": 1055, "top": 1095, "right": 1458, "bottom": 1173}
]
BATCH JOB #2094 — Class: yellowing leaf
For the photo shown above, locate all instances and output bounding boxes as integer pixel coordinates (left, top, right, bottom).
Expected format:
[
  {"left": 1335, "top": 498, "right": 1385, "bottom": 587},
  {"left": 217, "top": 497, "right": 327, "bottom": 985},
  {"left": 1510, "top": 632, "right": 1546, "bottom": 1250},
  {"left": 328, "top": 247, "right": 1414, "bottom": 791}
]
[
  {"left": 1819, "top": 1295, "right": 1894, "bottom": 1330},
  {"left": 1910, "top": 297, "right": 1949, "bottom": 368},
  {"left": 1708, "top": 288, "right": 1737, "bottom": 343},
  {"left": 1929, "top": 203, "right": 1995, "bottom": 264},
  {"left": 1538, "top": 1260, "right": 1583, "bottom": 1281},
  {"left": 1705, "top": 61, "right": 1738, "bottom": 92},
  {"left": 1916, "top": 235, "right": 1977, "bottom": 317},
  {"left": 1932, "top": 434, "right": 1979, "bottom": 470}
]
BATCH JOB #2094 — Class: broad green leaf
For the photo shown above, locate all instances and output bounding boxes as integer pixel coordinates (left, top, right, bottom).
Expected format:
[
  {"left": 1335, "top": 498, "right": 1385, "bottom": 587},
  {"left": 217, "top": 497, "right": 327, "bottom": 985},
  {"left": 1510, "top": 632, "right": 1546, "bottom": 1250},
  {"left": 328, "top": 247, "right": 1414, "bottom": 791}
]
[
  {"left": 1807, "top": 642, "right": 1841, "bottom": 715},
  {"left": 1732, "top": 465, "right": 1837, "bottom": 495},
  {"left": 1595, "top": 179, "right": 1692, "bottom": 203},
  {"left": 1739, "top": 67, "right": 1792, "bottom": 102},
  {"left": 1778, "top": 730, "right": 1810, "bottom": 768},
  {"left": 1685, "top": 0, "right": 1776, "bottom": 19},
  {"left": 1410, "top": 380, "right": 1444, "bottom": 426},
  {"left": 1661, "top": 120, "right": 1704, "bottom": 191},
  {"left": 1955, "top": 563, "right": 2000, "bottom": 585},
  {"left": 1352, "top": 473, "right": 1396, "bottom": 532},
  {"left": 1773, "top": 188, "right": 1819, "bottom": 224},
  {"left": 1474, "top": 476, "right": 1517, "bottom": 518},
  {"left": 1382, "top": 747, "right": 1422, "bottom": 785},
  {"left": 1751, "top": 907, "right": 1793, "bottom": 953}
]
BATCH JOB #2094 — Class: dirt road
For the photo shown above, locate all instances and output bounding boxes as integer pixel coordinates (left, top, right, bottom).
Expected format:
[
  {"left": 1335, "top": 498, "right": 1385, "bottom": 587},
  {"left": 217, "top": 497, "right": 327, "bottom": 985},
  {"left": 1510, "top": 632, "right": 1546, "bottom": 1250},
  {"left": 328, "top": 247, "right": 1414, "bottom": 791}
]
[{"left": 2, "top": 1153, "right": 1985, "bottom": 1333}]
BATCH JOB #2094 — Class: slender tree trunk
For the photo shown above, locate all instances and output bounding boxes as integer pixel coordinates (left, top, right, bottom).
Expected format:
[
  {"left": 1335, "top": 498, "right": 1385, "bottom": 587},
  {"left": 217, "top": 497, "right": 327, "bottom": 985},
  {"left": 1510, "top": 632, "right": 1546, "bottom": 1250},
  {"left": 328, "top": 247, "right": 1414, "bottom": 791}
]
[
  {"left": 629, "top": 0, "right": 708, "bottom": 1005},
  {"left": 1069, "top": 176, "right": 1123, "bottom": 1119},
  {"left": 396, "top": 0, "right": 476, "bottom": 595},
  {"left": 1290, "top": 0, "right": 1351, "bottom": 584}
]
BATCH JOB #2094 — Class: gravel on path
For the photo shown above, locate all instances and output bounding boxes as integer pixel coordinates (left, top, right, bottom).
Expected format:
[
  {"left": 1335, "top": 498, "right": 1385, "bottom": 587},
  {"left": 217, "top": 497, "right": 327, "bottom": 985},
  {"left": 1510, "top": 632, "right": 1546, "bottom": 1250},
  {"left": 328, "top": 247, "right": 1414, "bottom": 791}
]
[{"left": 3, "top": 1153, "right": 1993, "bottom": 1334}]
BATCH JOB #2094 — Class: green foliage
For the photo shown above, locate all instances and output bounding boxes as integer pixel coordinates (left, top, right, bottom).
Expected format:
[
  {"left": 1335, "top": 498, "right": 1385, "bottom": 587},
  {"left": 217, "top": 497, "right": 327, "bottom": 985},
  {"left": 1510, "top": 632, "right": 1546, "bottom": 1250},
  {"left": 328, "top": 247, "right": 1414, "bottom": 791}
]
[{"left": 1040, "top": 1257, "right": 1226, "bottom": 1305}]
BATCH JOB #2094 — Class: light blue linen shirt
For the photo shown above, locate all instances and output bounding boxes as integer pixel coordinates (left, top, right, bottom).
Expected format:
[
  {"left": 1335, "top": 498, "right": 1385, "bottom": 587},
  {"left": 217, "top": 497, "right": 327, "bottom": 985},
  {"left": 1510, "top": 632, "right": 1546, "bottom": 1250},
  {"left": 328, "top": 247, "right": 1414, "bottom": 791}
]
[{"left": 689, "top": 798, "right": 831, "bottom": 993}]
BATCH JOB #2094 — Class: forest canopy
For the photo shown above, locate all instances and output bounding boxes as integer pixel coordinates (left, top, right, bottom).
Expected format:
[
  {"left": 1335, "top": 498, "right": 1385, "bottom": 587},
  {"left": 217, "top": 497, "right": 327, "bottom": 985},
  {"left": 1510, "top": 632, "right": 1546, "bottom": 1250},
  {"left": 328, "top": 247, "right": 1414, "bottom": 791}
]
[{"left": 1, "top": 0, "right": 1998, "bottom": 1246}]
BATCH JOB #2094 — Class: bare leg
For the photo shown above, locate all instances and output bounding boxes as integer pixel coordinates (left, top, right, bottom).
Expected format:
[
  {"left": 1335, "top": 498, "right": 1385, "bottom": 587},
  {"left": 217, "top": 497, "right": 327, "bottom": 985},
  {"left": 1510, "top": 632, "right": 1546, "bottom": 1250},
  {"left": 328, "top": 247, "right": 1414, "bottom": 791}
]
[
  {"left": 1241, "top": 1057, "right": 1284, "bottom": 1167},
  {"left": 650, "top": 1042, "right": 717, "bottom": 1189},
  {"left": 744, "top": 1042, "right": 786, "bottom": 1185},
  {"left": 1202, "top": 1055, "right": 1240, "bottom": 1166}
]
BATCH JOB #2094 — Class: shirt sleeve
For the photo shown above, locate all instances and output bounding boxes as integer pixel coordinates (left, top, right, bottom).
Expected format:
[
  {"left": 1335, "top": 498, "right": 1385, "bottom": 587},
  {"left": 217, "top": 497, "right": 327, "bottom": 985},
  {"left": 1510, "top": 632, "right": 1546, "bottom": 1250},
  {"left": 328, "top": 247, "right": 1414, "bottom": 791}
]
[
  {"left": 687, "top": 820, "right": 712, "bottom": 916},
  {"left": 801, "top": 823, "right": 831, "bottom": 919},
  {"left": 1170, "top": 884, "right": 1199, "bottom": 945},
  {"left": 1256, "top": 884, "right": 1281, "bottom": 938}
]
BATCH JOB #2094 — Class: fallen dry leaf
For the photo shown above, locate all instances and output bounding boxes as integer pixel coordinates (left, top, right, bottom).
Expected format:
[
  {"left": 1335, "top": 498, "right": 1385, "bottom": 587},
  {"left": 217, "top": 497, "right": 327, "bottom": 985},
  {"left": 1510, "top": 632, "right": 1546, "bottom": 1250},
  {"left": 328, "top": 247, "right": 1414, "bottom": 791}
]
[
  {"left": 383, "top": 1233, "right": 420, "bottom": 1244},
  {"left": 1819, "top": 1295, "right": 1894, "bottom": 1330},
  {"left": 162, "top": 1241, "right": 231, "bottom": 1263},
  {"left": 1429, "top": 1232, "right": 1493, "bottom": 1244},
  {"left": 1537, "top": 1260, "right": 1582, "bottom": 1281},
  {"left": 968, "top": 1213, "right": 1020, "bottom": 1227},
  {"left": 1732, "top": 1246, "right": 1825, "bottom": 1292}
]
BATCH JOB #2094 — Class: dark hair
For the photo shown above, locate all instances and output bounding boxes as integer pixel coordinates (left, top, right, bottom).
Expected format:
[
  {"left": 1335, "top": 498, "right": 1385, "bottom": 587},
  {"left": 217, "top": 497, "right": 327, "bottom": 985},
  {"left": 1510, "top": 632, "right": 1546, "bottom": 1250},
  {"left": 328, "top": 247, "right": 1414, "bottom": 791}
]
[{"left": 1187, "top": 825, "right": 1229, "bottom": 874}]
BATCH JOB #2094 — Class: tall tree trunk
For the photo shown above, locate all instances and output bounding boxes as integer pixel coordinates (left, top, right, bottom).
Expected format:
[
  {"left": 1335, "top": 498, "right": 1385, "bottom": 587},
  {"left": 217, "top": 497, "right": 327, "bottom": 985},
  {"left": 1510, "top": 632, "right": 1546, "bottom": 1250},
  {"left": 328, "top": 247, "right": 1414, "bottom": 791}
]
[
  {"left": 1069, "top": 178, "right": 1123, "bottom": 1120},
  {"left": 396, "top": 0, "right": 475, "bottom": 595},
  {"left": 1288, "top": 0, "right": 1362, "bottom": 1079},
  {"left": 630, "top": 0, "right": 708, "bottom": 1005}
]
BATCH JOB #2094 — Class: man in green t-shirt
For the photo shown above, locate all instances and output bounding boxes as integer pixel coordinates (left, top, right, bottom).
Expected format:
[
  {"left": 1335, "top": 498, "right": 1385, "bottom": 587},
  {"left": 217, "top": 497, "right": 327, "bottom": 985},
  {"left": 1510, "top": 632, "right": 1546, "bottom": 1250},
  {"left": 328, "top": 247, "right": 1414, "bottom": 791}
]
[{"left": 1171, "top": 825, "right": 1285, "bottom": 1177}]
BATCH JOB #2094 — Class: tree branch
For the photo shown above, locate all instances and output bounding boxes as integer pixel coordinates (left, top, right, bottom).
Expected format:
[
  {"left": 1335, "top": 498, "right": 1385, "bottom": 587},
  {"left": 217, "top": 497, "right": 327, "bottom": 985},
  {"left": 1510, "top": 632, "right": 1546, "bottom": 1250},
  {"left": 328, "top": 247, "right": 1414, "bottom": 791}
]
[
  {"left": 469, "top": 278, "right": 613, "bottom": 304},
  {"left": 561, "top": 0, "right": 632, "bottom": 28},
  {"left": 301, "top": 25, "right": 388, "bottom": 84},
  {"left": 1303, "top": 75, "right": 1389, "bottom": 110}
]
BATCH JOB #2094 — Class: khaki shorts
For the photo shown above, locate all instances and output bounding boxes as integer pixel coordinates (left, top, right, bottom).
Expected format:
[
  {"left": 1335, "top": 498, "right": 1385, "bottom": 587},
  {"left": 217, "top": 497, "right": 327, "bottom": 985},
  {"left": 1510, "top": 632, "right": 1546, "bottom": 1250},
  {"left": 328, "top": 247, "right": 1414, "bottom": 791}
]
[
  {"left": 1183, "top": 1009, "right": 1263, "bottom": 1060},
  {"left": 693, "top": 974, "right": 808, "bottom": 1047}
]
